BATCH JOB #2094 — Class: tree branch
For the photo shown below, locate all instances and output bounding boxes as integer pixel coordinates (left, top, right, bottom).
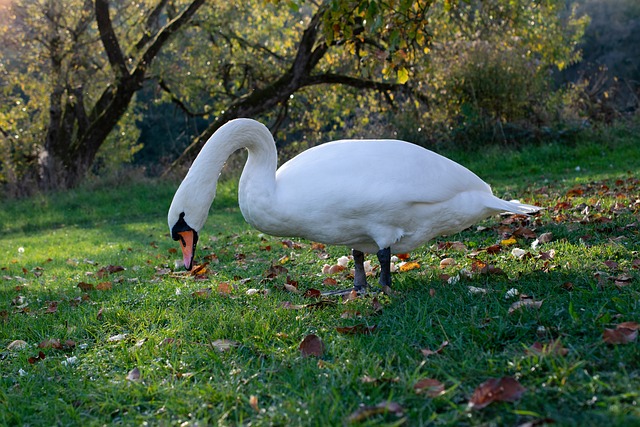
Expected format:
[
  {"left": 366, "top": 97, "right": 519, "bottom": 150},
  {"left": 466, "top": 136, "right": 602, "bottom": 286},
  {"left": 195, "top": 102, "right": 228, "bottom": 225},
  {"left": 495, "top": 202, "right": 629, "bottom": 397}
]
[
  {"left": 95, "top": 0, "right": 129, "bottom": 77},
  {"left": 133, "top": 0, "right": 205, "bottom": 77}
]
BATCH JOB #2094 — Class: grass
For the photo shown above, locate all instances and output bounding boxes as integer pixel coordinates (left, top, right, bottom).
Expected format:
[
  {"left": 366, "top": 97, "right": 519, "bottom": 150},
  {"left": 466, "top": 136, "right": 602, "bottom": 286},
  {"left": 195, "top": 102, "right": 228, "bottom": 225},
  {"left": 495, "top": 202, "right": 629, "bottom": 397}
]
[{"left": 1, "top": 128, "right": 639, "bottom": 426}]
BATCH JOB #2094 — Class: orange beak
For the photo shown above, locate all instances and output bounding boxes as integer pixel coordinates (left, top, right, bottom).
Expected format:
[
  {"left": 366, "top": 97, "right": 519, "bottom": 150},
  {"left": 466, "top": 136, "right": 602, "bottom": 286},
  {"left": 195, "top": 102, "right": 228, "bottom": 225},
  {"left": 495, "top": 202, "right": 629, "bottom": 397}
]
[{"left": 177, "top": 230, "right": 196, "bottom": 270}]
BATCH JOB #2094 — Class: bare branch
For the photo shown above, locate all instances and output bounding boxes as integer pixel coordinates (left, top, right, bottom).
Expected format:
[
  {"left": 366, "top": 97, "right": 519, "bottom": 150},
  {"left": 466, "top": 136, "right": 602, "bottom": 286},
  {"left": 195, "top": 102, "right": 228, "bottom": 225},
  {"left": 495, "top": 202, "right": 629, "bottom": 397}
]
[
  {"left": 95, "top": 0, "right": 129, "bottom": 77},
  {"left": 134, "top": 0, "right": 206, "bottom": 77}
]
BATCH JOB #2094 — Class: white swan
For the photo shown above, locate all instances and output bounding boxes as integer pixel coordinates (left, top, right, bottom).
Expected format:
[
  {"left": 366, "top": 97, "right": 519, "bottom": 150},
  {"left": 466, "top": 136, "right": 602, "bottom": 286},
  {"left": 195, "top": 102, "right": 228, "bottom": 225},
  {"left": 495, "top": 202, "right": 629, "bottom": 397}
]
[{"left": 168, "top": 118, "right": 539, "bottom": 292}]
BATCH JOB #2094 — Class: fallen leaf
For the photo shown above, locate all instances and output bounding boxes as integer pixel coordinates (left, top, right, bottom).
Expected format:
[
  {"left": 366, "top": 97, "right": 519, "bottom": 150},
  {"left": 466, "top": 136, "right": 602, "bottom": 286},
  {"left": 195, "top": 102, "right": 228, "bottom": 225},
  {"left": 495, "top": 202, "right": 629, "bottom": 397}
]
[
  {"left": 249, "top": 395, "right": 259, "bottom": 412},
  {"left": 398, "top": 261, "right": 420, "bottom": 272},
  {"left": 526, "top": 339, "right": 569, "bottom": 357},
  {"left": 211, "top": 339, "right": 239, "bottom": 352},
  {"left": 265, "top": 264, "right": 288, "bottom": 278},
  {"left": 38, "top": 338, "right": 62, "bottom": 349},
  {"left": 508, "top": 299, "right": 543, "bottom": 314},
  {"left": 304, "top": 288, "right": 322, "bottom": 298},
  {"left": 299, "top": 334, "right": 324, "bottom": 357},
  {"left": 439, "top": 258, "right": 456, "bottom": 268},
  {"left": 126, "top": 367, "right": 141, "bottom": 381},
  {"left": 420, "top": 340, "right": 449, "bottom": 357},
  {"left": 468, "top": 377, "right": 526, "bottom": 410},
  {"left": 414, "top": 378, "right": 446, "bottom": 397},
  {"left": 96, "top": 281, "right": 112, "bottom": 291},
  {"left": 77, "top": 282, "right": 95, "bottom": 291},
  {"left": 501, "top": 236, "right": 518, "bottom": 246},
  {"left": 345, "top": 401, "right": 404, "bottom": 423},
  {"left": 603, "top": 323, "right": 638, "bottom": 345},
  {"left": 217, "top": 282, "right": 233, "bottom": 294},
  {"left": 336, "top": 324, "right": 377, "bottom": 335},
  {"left": 107, "top": 333, "right": 128, "bottom": 342},
  {"left": 28, "top": 351, "right": 46, "bottom": 364},
  {"left": 191, "top": 288, "right": 212, "bottom": 298},
  {"left": 7, "top": 339, "right": 28, "bottom": 351},
  {"left": 322, "top": 277, "right": 338, "bottom": 286},
  {"left": 44, "top": 301, "right": 58, "bottom": 314}
]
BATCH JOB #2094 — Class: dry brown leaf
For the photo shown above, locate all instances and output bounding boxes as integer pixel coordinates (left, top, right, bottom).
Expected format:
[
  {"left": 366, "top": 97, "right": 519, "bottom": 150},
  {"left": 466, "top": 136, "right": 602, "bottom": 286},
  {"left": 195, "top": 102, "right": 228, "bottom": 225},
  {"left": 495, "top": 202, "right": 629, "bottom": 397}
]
[
  {"left": 468, "top": 377, "right": 526, "bottom": 410},
  {"left": 603, "top": 324, "right": 638, "bottom": 345},
  {"left": 508, "top": 299, "right": 543, "bottom": 314},
  {"left": 414, "top": 378, "right": 446, "bottom": 397},
  {"left": 191, "top": 288, "right": 212, "bottom": 298},
  {"left": 322, "top": 277, "right": 338, "bottom": 286},
  {"left": 217, "top": 282, "right": 233, "bottom": 294},
  {"left": 439, "top": 258, "right": 456, "bottom": 269},
  {"left": 77, "top": 282, "right": 95, "bottom": 291},
  {"left": 7, "top": 339, "right": 28, "bottom": 351},
  {"left": 299, "top": 334, "right": 324, "bottom": 357},
  {"left": 420, "top": 340, "right": 449, "bottom": 357},
  {"left": 38, "top": 338, "right": 62, "bottom": 349},
  {"left": 526, "top": 339, "right": 569, "bottom": 357},
  {"left": 44, "top": 301, "right": 58, "bottom": 314},
  {"left": 249, "top": 395, "right": 259, "bottom": 412},
  {"left": 96, "top": 281, "right": 112, "bottom": 291},
  {"left": 345, "top": 401, "right": 404, "bottom": 423},
  {"left": 126, "top": 367, "right": 141, "bottom": 381}
]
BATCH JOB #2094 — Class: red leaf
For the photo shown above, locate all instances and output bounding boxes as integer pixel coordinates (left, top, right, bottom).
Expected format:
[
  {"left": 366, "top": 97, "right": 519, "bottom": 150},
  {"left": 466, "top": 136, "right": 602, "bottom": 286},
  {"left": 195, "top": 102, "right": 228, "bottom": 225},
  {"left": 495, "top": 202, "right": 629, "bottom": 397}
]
[
  {"left": 303, "top": 288, "right": 321, "bottom": 298},
  {"left": 28, "top": 351, "right": 46, "bottom": 364},
  {"left": 299, "top": 334, "right": 324, "bottom": 357},
  {"left": 468, "top": 377, "right": 526, "bottom": 410}
]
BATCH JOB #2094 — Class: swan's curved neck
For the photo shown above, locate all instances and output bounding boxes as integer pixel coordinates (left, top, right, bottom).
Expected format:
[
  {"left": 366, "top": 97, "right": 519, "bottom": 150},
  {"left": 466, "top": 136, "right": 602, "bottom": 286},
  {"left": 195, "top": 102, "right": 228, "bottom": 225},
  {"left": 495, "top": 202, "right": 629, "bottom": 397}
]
[{"left": 169, "top": 119, "right": 277, "bottom": 232}]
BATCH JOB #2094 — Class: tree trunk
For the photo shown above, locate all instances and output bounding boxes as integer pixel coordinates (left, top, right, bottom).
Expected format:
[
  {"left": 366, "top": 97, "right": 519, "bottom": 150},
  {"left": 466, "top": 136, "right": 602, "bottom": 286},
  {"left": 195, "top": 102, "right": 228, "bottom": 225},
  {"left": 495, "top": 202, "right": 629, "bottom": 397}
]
[{"left": 38, "top": 0, "right": 205, "bottom": 190}]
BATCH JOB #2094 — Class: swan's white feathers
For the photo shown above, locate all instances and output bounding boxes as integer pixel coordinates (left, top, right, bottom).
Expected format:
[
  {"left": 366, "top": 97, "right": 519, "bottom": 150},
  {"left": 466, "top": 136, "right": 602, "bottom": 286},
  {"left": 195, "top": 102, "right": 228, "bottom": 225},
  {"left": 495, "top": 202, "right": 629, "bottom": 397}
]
[{"left": 169, "top": 118, "right": 539, "bottom": 255}]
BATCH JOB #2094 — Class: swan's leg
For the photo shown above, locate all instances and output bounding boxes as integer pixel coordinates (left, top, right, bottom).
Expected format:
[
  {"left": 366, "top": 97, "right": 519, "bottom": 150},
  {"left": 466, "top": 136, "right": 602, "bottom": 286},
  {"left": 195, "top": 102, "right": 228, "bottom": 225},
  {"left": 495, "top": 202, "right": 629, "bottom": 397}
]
[
  {"left": 352, "top": 249, "right": 369, "bottom": 292},
  {"left": 377, "top": 247, "right": 392, "bottom": 288},
  {"left": 321, "top": 249, "right": 368, "bottom": 296}
]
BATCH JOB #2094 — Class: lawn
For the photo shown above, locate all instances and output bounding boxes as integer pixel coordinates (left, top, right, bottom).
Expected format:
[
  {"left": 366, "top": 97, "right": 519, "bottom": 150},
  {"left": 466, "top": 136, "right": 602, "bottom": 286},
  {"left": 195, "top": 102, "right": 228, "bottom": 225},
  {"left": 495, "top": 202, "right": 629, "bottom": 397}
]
[{"left": 1, "top": 128, "right": 639, "bottom": 426}]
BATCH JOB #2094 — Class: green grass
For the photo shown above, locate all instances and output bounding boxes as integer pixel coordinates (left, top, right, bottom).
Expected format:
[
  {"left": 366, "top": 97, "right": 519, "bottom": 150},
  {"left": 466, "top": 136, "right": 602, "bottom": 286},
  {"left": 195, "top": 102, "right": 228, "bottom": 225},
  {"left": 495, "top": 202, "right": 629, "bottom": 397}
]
[{"left": 1, "top": 129, "right": 639, "bottom": 426}]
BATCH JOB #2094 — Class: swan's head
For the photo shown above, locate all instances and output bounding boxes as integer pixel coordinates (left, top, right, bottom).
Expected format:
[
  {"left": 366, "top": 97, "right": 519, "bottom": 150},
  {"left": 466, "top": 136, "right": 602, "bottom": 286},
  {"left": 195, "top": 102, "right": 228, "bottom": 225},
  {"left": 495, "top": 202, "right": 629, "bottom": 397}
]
[
  {"left": 168, "top": 176, "right": 215, "bottom": 270},
  {"left": 169, "top": 211, "right": 199, "bottom": 270}
]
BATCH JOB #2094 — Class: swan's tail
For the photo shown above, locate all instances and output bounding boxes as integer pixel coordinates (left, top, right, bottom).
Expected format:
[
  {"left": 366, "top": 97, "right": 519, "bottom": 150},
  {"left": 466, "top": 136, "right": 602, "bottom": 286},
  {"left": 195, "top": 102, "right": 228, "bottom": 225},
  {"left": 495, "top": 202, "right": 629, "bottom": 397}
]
[{"left": 490, "top": 197, "right": 542, "bottom": 216}]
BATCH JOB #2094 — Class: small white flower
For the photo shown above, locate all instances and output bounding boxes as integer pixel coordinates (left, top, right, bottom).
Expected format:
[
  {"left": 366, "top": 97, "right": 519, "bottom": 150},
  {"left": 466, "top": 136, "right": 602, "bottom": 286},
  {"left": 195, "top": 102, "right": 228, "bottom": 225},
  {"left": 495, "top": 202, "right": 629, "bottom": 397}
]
[
  {"left": 18, "top": 247, "right": 25, "bottom": 254},
  {"left": 175, "top": 288, "right": 182, "bottom": 296},
  {"left": 18, "top": 368, "right": 27, "bottom": 376}
]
